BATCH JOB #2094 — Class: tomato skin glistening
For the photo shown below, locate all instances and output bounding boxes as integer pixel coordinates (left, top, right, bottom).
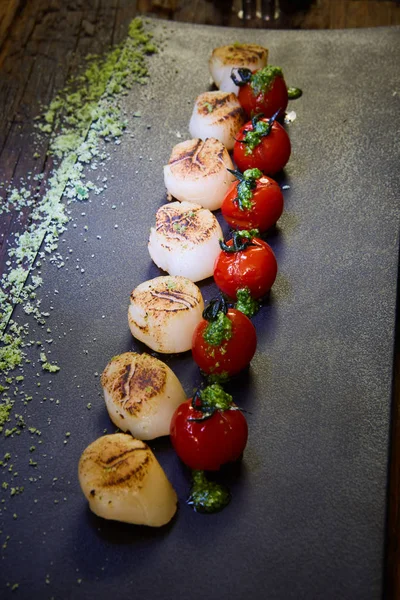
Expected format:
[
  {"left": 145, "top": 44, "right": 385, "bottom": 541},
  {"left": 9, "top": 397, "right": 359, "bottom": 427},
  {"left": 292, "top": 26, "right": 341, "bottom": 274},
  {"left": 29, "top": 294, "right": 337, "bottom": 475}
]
[
  {"left": 214, "top": 237, "right": 277, "bottom": 300},
  {"left": 233, "top": 118, "right": 291, "bottom": 176},
  {"left": 238, "top": 72, "right": 288, "bottom": 119},
  {"left": 170, "top": 399, "right": 248, "bottom": 471},
  {"left": 221, "top": 174, "right": 283, "bottom": 233},
  {"left": 192, "top": 308, "right": 257, "bottom": 377}
]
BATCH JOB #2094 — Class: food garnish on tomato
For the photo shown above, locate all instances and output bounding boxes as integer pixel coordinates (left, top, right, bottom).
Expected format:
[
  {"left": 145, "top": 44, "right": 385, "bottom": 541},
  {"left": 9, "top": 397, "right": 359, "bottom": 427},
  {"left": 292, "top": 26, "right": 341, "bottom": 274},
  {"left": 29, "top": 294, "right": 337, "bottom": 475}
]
[
  {"left": 191, "top": 297, "right": 257, "bottom": 377},
  {"left": 233, "top": 112, "right": 291, "bottom": 175},
  {"left": 170, "top": 384, "right": 248, "bottom": 471},
  {"left": 222, "top": 167, "right": 284, "bottom": 232},
  {"left": 231, "top": 65, "right": 288, "bottom": 118},
  {"left": 214, "top": 229, "right": 278, "bottom": 300}
]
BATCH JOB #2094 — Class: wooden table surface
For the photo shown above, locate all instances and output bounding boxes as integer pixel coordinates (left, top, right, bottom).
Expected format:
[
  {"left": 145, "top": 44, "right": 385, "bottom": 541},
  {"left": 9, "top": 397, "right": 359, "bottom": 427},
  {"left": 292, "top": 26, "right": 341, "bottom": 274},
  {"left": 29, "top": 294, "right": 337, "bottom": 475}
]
[{"left": 1, "top": 1, "right": 399, "bottom": 598}]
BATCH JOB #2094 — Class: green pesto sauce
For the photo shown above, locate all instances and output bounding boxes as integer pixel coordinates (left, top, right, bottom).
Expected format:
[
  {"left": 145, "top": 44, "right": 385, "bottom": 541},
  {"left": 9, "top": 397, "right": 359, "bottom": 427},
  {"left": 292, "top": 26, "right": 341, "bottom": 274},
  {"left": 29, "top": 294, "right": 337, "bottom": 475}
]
[
  {"left": 206, "top": 371, "right": 230, "bottom": 384},
  {"left": 200, "top": 384, "right": 232, "bottom": 411},
  {"left": 250, "top": 65, "right": 283, "bottom": 96},
  {"left": 203, "top": 311, "right": 233, "bottom": 346},
  {"left": 236, "top": 168, "right": 263, "bottom": 211},
  {"left": 287, "top": 86, "right": 302, "bottom": 100},
  {"left": 235, "top": 287, "right": 260, "bottom": 318},
  {"left": 188, "top": 470, "right": 231, "bottom": 514},
  {"left": 0, "top": 399, "right": 14, "bottom": 431},
  {"left": 243, "top": 119, "right": 271, "bottom": 155}
]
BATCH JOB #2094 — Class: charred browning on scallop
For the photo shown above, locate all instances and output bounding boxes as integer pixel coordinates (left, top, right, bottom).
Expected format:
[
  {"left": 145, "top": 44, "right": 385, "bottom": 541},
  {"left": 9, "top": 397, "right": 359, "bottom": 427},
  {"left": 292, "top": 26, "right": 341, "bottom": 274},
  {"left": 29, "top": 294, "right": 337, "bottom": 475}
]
[
  {"left": 101, "top": 351, "right": 186, "bottom": 438},
  {"left": 189, "top": 92, "right": 246, "bottom": 150},
  {"left": 102, "top": 353, "right": 167, "bottom": 416},
  {"left": 164, "top": 139, "right": 235, "bottom": 210},
  {"left": 168, "top": 138, "right": 228, "bottom": 179},
  {"left": 80, "top": 436, "right": 151, "bottom": 490},
  {"left": 154, "top": 203, "right": 219, "bottom": 245},
  {"left": 100, "top": 454, "right": 150, "bottom": 488},
  {"left": 150, "top": 290, "right": 199, "bottom": 310},
  {"left": 214, "top": 44, "right": 268, "bottom": 65},
  {"left": 124, "top": 362, "right": 166, "bottom": 414},
  {"left": 78, "top": 434, "right": 178, "bottom": 526},
  {"left": 130, "top": 277, "right": 202, "bottom": 313},
  {"left": 128, "top": 277, "right": 204, "bottom": 351},
  {"left": 148, "top": 202, "right": 223, "bottom": 282},
  {"left": 197, "top": 92, "right": 241, "bottom": 117}
]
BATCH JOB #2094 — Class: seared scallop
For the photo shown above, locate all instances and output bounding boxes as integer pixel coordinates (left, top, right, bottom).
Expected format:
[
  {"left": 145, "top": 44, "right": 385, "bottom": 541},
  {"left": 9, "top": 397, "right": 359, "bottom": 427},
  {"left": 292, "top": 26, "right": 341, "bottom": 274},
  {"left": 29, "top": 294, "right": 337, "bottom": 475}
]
[
  {"left": 163, "top": 138, "right": 235, "bottom": 211},
  {"left": 148, "top": 202, "right": 222, "bottom": 282},
  {"left": 209, "top": 43, "right": 268, "bottom": 95},
  {"left": 189, "top": 91, "right": 246, "bottom": 151},
  {"left": 128, "top": 276, "right": 204, "bottom": 353},
  {"left": 101, "top": 352, "right": 186, "bottom": 439},
  {"left": 78, "top": 433, "right": 178, "bottom": 527}
]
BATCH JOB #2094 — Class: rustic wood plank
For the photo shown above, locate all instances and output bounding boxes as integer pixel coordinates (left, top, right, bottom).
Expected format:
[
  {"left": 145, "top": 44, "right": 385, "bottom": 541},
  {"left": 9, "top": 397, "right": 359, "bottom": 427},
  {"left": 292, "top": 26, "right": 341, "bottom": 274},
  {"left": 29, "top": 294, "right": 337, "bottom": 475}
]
[
  {"left": 0, "top": 0, "right": 127, "bottom": 277},
  {"left": 112, "top": 0, "right": 139, "bottom": 46},
  {"left": 0, "top": 0, "right": 22, "bottom": 50}
]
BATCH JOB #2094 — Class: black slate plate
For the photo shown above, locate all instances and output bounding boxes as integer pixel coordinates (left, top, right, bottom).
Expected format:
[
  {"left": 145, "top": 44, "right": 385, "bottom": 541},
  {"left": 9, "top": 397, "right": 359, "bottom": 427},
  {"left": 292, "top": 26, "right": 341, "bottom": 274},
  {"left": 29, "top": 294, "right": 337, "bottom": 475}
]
[{"left": 1, "top": 20, "right": 400, "bottom": 600}]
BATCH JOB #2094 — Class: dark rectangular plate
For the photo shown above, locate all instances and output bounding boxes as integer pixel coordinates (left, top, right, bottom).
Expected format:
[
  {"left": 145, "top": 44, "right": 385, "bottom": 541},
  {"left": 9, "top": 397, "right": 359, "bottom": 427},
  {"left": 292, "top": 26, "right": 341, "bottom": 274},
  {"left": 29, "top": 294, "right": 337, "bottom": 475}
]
[{"left": 1, "top": 20, "right": 400, "bottom": 600}]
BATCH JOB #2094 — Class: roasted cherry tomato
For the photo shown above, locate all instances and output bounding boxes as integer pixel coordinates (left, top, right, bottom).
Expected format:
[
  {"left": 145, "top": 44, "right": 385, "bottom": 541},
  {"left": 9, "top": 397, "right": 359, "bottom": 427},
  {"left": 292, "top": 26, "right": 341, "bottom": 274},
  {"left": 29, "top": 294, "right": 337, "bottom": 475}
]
[
  {"left": 232, "top": 65, "right": 288, "bottom": 119},
  {"left": 214, "top": 232, "right": 277, "bottom": 300},
  {"left": 233, "top": 114, "right": 291, "bottom": 175},
  {"left": 221, "top": 168, "right": 284, "bottom": 232},
  {"left": 192, "top": 300, "right": 257, "bottom": 377},
  {"left": 170, "top": 385, "right": 248, "bottom": 471}
]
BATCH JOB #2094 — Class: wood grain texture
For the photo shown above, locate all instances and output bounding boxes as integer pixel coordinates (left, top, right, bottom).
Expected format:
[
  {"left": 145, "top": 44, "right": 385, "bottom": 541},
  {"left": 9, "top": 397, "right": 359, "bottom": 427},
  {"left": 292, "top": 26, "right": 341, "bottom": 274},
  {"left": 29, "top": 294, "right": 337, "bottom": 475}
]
[{"left": 0, "top": 0, "right": 399, "bottom": 597}]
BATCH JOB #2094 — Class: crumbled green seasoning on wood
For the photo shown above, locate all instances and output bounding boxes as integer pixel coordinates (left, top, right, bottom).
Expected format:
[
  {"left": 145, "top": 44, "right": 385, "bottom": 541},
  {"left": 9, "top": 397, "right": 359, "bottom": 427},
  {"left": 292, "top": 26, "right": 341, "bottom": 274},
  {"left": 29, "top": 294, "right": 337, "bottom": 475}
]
[
  {"left": 0, "top": 20, "right": 158, "bottom": 572},
  {"left": 1, "top": 17, "right": 157, "bottom": 372}
]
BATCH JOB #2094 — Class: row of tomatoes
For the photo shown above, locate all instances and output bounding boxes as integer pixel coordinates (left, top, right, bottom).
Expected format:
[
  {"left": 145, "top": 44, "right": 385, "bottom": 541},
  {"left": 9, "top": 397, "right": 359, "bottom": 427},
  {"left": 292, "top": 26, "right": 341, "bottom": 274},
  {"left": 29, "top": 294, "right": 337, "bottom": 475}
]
[{"left": 169, "top": 65, "right": 294, "bottom": 474}]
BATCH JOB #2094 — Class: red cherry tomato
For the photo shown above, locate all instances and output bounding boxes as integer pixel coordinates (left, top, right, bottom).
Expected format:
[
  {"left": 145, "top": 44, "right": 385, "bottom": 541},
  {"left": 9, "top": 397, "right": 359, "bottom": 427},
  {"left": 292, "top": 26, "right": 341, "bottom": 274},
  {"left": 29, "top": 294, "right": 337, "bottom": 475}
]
[
  {"left": 214, "top": 237, "right": 277, "bottom": 300},
  {"left": 233, "top": 118, "right": 291, "bottom": 175},
  {"left": 170, "top": 398, "right": 248, "bottom": 471},
  {"left": 221, "top": 174, "right": 283, "bottom": 233},
  {"left": 192, "top": 308, "right": 257, "bottom": 377},
  {"left": 238, "top": 73, "right": 288, "bottom": 119}
]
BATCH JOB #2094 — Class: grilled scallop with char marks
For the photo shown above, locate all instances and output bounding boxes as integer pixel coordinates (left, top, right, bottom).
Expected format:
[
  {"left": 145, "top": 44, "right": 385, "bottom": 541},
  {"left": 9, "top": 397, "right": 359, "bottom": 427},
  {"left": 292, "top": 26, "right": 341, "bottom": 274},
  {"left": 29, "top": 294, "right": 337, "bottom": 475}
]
[
  {"left": 148, "top": 202, "right": 222, "bottom": 283},
  {"left": 78, "top": 433, "right": 178, "bottom": 527},
  {"left": 128, "top": 276, "right": 204, "bottom": 353},
  {"left": 101, "top": 352, "right": 186, "bottom": 439},
  {"left": 163, "top": 138, "right": 235, "bottom": 211},
  {"left": 209, "top": 43, "right": 268, "bottom": 95},
  {"left": 189, "top": 91, "right": 246, "bottom": 151}
]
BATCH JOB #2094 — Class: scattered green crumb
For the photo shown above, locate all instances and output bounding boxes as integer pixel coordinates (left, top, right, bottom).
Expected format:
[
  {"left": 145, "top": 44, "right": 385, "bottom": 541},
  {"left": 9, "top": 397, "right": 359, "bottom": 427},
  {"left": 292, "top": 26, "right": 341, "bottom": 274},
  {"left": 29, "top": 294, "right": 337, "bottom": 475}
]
[
  {"left": 0, "top": 17, "right": 158, "bottom": 380},
  {"left": 0, "top": 399, "right": 14, "bottom": 433},
  {"left": 39, "top": 353, "right": 60, "bottom": 373}
]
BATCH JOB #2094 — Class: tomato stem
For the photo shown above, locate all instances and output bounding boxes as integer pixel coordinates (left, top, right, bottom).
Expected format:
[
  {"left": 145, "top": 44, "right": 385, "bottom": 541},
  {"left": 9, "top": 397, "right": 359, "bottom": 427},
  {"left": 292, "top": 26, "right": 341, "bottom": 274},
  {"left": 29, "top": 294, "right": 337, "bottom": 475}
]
[
  {"left": 202, "top": 296, "right": 228, "bottom": 321},
  {"left": 240, "top": 110, "right": 281, "bottom": 155},
  {"left": 219, "top": 229, "right": 259, "bottom": 253},
  {"left": 188, "top": 384, "right": 234, "bottom": 421},
  {"left": 230, "top": 67, "right": 252, "bottom": 87},
  {"left": 227, "top": 168, "right": 263, "bottom": 211}
]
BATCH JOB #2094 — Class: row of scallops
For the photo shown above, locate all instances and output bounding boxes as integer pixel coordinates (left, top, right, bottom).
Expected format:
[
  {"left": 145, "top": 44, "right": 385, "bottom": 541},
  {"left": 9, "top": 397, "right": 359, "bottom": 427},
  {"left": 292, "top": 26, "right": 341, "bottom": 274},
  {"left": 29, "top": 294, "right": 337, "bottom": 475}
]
[{"left": 79, "top": 43, "right": 272, "bottom": 526}]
